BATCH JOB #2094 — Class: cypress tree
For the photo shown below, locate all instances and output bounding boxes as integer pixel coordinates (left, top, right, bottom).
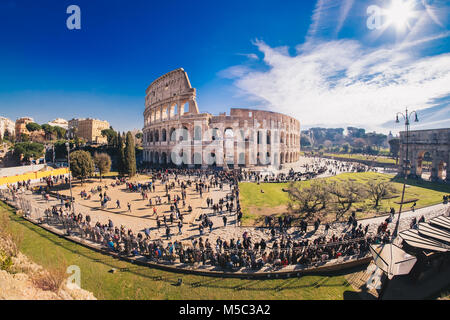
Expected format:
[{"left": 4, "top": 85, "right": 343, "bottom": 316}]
[
  {"left": 117, "top": 132, "right": 126, "bottom": 176},
  {"left": 124, "top": 131, "right": 136, "bottom": 177}
]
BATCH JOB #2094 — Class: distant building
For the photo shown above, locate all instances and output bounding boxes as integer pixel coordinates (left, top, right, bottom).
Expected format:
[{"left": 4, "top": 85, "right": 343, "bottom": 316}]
[
  {"left": 387, "top": 131, "right": 394, "bottom": 141},
  {"left": 48, "top": 118, "right": 69, "bottom": 130},
  {"left": 69, "top": 118, "right": 110, "bottom": 144},
  {"left": 0, "top": 117, "right": 15, "bottom": 139},
  {"left": 15, "top": 117, "right": 34, "bottom": 140}
]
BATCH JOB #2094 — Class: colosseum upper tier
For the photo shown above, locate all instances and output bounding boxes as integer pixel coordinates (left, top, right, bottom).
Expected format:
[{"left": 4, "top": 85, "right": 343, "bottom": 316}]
[{"left": 143, "top": 68, "right": 300, "bottom": 168}]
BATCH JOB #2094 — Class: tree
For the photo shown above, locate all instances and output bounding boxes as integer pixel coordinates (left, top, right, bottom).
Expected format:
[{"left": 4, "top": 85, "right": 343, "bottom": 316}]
[
  {"left": 366, "top": 180, "right": 397, "bottom": 208},
  {"left": 70, "top": 150, "right": 94, "bottom": 185},
  {"left": 74, "top": 136, "right": 83, "bottom": 148},
  {"left": 300, "top": 134, "right": 312, "bottom": 147},
  {"left": 347, "top": 127, "right": 366, "bottom": 139},
  {"left": 13, "top": 142, "right": 44, "bottom": 162},
  {"left": 26, "top": 122, "right": 41, "bottom": 132},
  {"left": 53, "top": 126, "right": 67, "bottom": 140},
  {"left": 117, "top": 132, "right": 126, "bottom": 176},
  {"left": 124, "top": 131, "right": 136, "bottom": 177},
  {"left": 135, "top": 132, "right": 143, "bottom": 140},
  {"left": 3, "top": 129, "right": 11, "bottom": 142},
  {"left": 366, "top": 132, "right": 387, "bottom": 151},
  {"left": 101, "top": 128, "right": 118, "bottom": 147},
  {"left": 287, "top": 181, "right": 330, "bottom": 219},
  {"left": 342, "top": 143, "right": 350, "bottom": 153},
  {"left": 388, "top": 138, "right": 400, "bottom": 161},
  {"left": 41, "top": 124, "right": 56, "bottom": 140},
  {"left": 351, "top": 137, "right": 366, "bottom": 151},
  {"left": 94, "top": 152, "right": 111, "bottom": 181},
  {"left": 53, "top": 140, "right": 70, "bottom": 160},
  {"left": 20, "top": 133, "right": 30, "bottom": 142},
  {"left": 328, "top": 181, "right": 368, "bottom": 221}
]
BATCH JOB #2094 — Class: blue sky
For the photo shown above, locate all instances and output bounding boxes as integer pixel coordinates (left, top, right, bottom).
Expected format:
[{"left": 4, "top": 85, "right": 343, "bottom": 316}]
[{"left": 0, "top": 0, "right": 449, "bottom": 134}]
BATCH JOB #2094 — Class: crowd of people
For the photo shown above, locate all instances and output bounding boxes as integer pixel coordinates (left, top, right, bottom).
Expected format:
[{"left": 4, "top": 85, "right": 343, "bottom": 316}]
[
  {"left": 42, "top": 205, "right": 379, "bottom": 271},
  {"left": 4, "top": 158, "right": 430, "bottom": 274},
  {"left": 28, "top": 165, "right": 396, "bottom": 272}
]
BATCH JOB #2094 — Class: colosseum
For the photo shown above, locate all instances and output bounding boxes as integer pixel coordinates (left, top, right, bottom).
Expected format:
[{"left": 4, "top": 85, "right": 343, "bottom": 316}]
[{"left": 142, "top": 68, "right": 301, "bottom": 169}]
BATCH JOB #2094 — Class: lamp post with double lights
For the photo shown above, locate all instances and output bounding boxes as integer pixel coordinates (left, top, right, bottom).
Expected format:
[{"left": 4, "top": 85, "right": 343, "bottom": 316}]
[
  {"left": 392, "top": 108, "right": 419, "bottom": 240},
  {"left": 370, "top": 108, "right": 419, "bottom": 300}
]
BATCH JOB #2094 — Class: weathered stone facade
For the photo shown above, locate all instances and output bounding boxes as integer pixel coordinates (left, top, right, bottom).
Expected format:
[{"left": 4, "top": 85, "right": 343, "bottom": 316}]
[
  {"left": 142, "top": 68, "right": 301, "bottom": 168},
  {"left": 399, "top": 128, "right": 450, "bottom": 182},
  {"left": 15, "top": 117, "right": 34, "bottom": 140},
  {"left": 69, "top": 118, "right": 110, "bottom": 144}
]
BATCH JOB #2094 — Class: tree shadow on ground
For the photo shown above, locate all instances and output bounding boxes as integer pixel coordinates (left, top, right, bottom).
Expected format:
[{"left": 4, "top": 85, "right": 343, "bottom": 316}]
[{"left": 391, "top": 176, "right": 450, "bottom": 193}]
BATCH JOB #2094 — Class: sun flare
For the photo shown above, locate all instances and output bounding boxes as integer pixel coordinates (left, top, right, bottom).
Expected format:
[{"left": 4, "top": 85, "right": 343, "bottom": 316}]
[{"left": 385, "top": 0, "right": 416, "bottom": 30}]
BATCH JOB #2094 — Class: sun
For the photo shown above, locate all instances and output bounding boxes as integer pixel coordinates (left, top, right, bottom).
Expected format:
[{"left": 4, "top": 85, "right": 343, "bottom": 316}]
[{"left": 385, "top": 0, "right": 417, "bottom": 30}]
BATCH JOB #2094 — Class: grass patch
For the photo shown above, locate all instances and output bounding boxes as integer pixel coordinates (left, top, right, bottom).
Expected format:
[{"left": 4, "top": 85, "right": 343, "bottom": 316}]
[
  {"left": 239, "top": 172, "right": 450, "bottom": 225},
  {"left": 323, "top": 153, "right": 396, "bottom": 164},
  {"left": 0, "top": 201, "right": 356, "bottom": 300}
]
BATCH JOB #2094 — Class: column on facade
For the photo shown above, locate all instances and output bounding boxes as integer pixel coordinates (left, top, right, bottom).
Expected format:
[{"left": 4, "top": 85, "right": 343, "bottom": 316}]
[
  {"left": 446, "top": 152, "right": 450, "bottom": 182},
  {"left": 430, "top": 152, "right": 439, "bottom": 181}
]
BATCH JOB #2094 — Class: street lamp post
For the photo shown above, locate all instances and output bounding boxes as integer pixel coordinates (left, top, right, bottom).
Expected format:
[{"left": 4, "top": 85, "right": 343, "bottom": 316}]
[
  {"left": 392, "top": 108, "right": 419, "bottom": 240},
  {"left": 374, "top": 108, "right": 419, "bottom": 300},
  {"left": 66, "top": 142, "right": 74, "bottom": 213}
]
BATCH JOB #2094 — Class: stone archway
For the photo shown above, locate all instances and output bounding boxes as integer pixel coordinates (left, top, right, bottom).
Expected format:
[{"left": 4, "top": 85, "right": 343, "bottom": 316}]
[
  {"left": 161, "top": 152, "right": 167, "bottom": 165},
  {"left": 193, "top": 152, "right": 202, "bottom": 168},
  {"left": 149, "top": 151, "right": 153, "bottom": 164},
  {"left": 417, "top": 151, "right": 433, "bottom": 180},
  {"left": 169, "top": 127, "right": 176, "bottom": 141},
  {"left": 224, "top": 127, "right": 234, "bottom": 167},
  {"left": 438, "top": 160, "right": 447, "bottom": 181},
  {"left": 399, "top": 129, "right": 450, "bottom": 183}
]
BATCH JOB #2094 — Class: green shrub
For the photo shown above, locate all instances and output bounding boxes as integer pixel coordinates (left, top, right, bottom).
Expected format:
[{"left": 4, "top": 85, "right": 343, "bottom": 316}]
[{"left": 0, "top": 250, "right": 13, "bottom": 272}]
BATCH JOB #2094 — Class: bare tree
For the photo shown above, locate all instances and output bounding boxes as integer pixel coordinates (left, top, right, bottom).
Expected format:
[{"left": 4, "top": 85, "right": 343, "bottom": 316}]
[
  {"left": 366, "top": 180, "right": 397, "bottom": 208},
  {"left": 328, "top": 181, "right": 367, "bottom": 221},
  {"left": 287, "top": 181, "right": 330, "bottom": 219}
]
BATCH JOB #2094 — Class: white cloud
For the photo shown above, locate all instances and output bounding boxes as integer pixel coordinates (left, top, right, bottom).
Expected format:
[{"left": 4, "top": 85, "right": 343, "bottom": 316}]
[
  {"left": 221, "top": 37, "right": 450, "bottom": 128},
  {"left": 237, "top": 53, "right": 259, "bottom": 60}
]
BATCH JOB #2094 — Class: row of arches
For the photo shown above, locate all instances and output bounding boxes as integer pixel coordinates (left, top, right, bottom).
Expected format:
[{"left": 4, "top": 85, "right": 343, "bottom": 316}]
[
  {"left": 143, "top": 149, "right": 301, "bottom": 167},
  {"left": 144, "top": 126, "right": 300, "bottom": 147},
  {"left": 412, "top": 150, "right": 448, "bottom": 181},
  {"left": 144, "top": 127, "right": 190, "bottom": 143},
  {"left": 144, "top": 101, "right": 192, "bottom": 126}
]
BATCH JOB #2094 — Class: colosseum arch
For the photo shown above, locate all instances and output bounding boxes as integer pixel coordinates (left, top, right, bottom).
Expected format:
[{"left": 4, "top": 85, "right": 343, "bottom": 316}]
[
  {"left": 399, "top": 129, "right": 450, "bottom": 182},
  {"left": 169, "top": 127, "right": 176, "bottom": 141},
  {"left": 169, "top": 103, "right": 177, "bottom": 118},
  {"left": 161, "top": 152, "right": 168, "bottom": 165}
]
